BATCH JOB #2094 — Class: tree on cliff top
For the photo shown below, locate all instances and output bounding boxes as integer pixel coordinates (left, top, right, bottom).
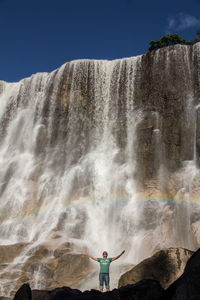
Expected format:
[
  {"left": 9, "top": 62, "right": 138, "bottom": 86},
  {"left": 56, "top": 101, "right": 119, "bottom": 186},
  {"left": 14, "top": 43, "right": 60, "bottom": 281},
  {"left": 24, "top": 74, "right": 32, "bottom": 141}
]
[
  {"left": 149, "top": 33, "right": 200, "bottom": 51},
  {"left": 149, "top": 34, "right": 186, "bottom": 51}
]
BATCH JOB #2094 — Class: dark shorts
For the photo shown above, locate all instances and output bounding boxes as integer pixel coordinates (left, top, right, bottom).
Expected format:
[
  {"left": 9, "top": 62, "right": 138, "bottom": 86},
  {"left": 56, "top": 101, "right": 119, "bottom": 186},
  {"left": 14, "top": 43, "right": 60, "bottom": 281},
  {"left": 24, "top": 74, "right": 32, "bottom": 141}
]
[{"left": 99, "top": 273, "right": 110, "bottom": 288}]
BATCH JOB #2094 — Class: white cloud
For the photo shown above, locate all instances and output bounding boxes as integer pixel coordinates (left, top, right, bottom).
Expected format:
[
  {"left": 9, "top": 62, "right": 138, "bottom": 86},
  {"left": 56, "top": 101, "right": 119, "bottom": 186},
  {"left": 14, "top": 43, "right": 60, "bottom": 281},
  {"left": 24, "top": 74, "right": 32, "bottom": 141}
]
[{"left": 166, "top": 13, "right": 200, "bottom": 32}]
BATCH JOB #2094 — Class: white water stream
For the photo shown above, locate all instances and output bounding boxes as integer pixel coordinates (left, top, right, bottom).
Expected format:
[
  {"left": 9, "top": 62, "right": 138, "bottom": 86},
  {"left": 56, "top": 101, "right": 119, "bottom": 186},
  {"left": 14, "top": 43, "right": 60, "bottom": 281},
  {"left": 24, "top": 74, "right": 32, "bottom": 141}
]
[{"left": 0, "top": 57, "right": 148, "bottom": 294}]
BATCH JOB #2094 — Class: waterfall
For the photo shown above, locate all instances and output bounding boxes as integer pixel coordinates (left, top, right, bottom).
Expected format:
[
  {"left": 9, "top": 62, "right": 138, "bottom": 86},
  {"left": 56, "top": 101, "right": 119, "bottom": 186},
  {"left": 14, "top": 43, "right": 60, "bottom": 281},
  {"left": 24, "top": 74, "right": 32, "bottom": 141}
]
[
  {"left": 0, "top": 57, "right": 147, "bottom": 294},
  {"left": 0, "top": 43, "right": 200, "bottom": 296}
]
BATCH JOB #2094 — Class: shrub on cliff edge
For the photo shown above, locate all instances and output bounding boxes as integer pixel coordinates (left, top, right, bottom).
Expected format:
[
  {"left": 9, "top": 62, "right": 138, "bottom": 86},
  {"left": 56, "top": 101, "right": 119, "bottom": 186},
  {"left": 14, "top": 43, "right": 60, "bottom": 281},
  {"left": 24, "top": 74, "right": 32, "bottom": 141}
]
[{"left": 149, "top": 33, "right": 200, "bottom": 51}]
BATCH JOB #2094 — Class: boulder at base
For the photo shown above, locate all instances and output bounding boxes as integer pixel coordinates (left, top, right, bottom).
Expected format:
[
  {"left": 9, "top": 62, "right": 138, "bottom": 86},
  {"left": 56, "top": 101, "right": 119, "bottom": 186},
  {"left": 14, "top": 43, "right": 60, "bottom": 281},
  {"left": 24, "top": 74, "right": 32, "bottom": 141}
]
[
  {"left": 13, "top": 284, "right": 31, "bottom": 300},
  {"left": 14, "top": 279, "right": 164, "bottom": 300},
  {"left": 164, "top": 248, "right": 200, "bottom": 300},
  {"left": 118, "top": 248, "right": 193, "bottom": 289}
]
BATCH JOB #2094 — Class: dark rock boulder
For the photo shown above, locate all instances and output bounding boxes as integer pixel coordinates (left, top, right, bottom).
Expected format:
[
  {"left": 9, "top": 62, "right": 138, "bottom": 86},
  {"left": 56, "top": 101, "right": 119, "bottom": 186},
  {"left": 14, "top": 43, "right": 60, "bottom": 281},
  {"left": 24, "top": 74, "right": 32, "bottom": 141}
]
[
  {"left": 32, "top": 286, "right": 108, "bottom": 300},
  {"left": 15, "top": 279, "right": 164, "bottom": 300},
  {"left": 184, "top": 247, "right": 200, "bottom": 272},
  {"left": 51, "top": 287, "right": 110, "bottom": 300},
  {"left": 31, "top": 290, "right": 51, "bottom": 300},
  {"left": 164, "top": 248, "right": 200, "bottom": 300},
  {"left": 118, "top": 248, "right": 193, "bottom": 289},
  {"left": 13, "top": 283, "right": 31, "bottom": 300},
  {"left": 118, "top": 279, "right": 164, "bottom": 300}
]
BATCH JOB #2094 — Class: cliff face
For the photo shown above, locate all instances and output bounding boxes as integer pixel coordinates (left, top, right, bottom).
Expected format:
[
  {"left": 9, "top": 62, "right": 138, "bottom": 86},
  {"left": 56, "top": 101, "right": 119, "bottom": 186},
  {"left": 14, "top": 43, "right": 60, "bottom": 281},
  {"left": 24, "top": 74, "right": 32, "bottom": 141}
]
[
  {"left": 134, "top": 44, "right": 199, "bottom": 182},
  {"left": 0, "top": 44, "right": 200, "bottom": 296}
]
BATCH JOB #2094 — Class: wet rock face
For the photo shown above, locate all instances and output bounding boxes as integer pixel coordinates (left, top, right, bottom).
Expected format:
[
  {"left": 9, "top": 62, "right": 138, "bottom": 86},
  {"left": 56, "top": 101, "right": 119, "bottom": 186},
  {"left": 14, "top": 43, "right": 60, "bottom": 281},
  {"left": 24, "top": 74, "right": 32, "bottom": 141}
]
[
  {"left": 0, "top": 243, "right": 27, "bottom": 263},
  {"left": 118, "top": 248, "right": 193, "bottom": 289},
  {"left": 0, "top": 243, "right": 91, "bottom": 298},
  {"left": 134, "top": 45, "right": 198, "bottom": 184},
  {"left": 46, "top": 44, "right": 200, "bottom": 199},
  {"left": 24, "top": 247, "right": 91, "bottom": 289}
]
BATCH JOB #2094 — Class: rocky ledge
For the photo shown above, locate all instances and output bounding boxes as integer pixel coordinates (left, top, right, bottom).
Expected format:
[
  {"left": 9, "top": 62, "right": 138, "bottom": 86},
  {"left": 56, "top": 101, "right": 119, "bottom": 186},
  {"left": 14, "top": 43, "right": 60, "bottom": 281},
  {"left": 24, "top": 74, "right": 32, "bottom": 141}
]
[
  {"left": 119, "top": 247, "right": 193, "bottom": 289},
  {"left": 10, "top": 247, "right": 200, "bottom": 300}
]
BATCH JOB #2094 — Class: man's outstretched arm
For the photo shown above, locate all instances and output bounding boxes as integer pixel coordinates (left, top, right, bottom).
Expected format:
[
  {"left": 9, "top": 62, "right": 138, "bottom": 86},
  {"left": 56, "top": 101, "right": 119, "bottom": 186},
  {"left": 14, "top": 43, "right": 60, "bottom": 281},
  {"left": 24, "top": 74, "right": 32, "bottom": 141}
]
[
  {"left": 112, "top": 250, "right": 125, "bottom": 261},
  {"left": 85, "top": 250, "right": 98, "bottom": 261}
]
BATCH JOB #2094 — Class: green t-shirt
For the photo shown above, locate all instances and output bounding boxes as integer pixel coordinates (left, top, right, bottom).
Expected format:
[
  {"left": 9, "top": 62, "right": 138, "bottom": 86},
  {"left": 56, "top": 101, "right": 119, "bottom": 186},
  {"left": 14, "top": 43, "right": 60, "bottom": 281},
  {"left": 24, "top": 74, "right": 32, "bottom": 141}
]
[{"left": 97, "top": 258, "right": 112, "bottom": 273}]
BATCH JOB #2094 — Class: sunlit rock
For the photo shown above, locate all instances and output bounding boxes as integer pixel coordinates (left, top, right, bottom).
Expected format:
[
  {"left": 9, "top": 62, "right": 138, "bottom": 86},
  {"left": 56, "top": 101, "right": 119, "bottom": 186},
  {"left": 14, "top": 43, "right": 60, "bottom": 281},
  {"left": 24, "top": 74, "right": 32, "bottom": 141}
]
[{"left": 118, "top": 248, "right": 193, "bottom": 289}]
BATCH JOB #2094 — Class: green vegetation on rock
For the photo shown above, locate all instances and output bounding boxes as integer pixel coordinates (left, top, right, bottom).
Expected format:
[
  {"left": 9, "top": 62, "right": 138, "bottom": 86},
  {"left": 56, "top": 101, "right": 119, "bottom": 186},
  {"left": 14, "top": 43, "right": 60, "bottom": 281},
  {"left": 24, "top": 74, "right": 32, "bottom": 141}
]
[{"left": 149, "top": 33, "right": 200, "bottom": 51}]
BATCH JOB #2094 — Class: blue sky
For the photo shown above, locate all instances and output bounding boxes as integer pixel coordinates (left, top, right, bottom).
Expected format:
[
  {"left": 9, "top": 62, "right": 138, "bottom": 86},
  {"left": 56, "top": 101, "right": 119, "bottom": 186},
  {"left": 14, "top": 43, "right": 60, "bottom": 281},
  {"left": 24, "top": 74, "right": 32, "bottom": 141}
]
[{"left": 0, "top": 0, "right": 200, "bottom": 82}]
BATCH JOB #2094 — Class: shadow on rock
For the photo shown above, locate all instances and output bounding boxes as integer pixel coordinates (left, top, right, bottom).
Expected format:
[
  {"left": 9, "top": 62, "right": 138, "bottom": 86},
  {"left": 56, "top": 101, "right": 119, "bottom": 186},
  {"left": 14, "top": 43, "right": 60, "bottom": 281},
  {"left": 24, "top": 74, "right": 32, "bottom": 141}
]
[
  {"left": 13, "top": 284, "right": 31, "bottom": 300},
  {"left": 13, "top": 279, "right": 164, "bottom": 300},
  {"left": 164, "top": 248, "right": 200, "bottom": 300}
]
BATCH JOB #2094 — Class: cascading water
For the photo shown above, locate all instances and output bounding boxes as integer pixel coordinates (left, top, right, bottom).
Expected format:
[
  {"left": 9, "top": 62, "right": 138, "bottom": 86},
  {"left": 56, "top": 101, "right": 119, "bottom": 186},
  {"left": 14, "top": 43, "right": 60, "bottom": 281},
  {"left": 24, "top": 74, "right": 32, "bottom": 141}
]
[
  {"left": 0, "top": 43, "right": 200, "bottom": 297},
  {"left": 146, "top": 44, "right": 200, "bottom": 251},
  {"left": 172, "top": 43, "right": 200, "bottom": 250},
  {"left": 0, "top": 57, "right": 147, "bottom": 295}
]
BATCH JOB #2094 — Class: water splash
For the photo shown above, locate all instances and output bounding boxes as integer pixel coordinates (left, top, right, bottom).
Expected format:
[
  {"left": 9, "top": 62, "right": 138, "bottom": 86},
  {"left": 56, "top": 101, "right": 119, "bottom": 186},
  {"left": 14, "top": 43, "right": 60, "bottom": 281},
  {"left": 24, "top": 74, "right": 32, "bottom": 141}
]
[{"left": 0, "top": 57, "right": 147, "bottom": 293}]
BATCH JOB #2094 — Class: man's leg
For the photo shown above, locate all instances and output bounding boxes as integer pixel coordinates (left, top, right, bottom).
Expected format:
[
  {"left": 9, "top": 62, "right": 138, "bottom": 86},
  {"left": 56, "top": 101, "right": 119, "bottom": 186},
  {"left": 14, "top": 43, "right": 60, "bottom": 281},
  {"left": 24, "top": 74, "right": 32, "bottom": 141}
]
[
  {"left": 99, "top": 273, "right": 103, "bottom": 292},
  {"left": 105, "top": 273, "right": 110, "bottom": 292}
]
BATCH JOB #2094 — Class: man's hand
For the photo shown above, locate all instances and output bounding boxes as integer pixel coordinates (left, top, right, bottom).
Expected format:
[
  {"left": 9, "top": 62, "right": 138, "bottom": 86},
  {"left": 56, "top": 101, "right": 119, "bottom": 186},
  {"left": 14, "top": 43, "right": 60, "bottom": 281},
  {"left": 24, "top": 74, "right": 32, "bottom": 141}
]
[{"left": 112, "top": 250, "right": 125, "bottom": 261}]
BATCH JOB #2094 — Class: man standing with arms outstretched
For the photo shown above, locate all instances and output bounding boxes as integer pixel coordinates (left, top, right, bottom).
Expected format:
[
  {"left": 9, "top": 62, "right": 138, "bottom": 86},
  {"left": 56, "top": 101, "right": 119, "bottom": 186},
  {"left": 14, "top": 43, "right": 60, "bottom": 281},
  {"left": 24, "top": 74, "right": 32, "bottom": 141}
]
[{"left": 85, "top": 249, "right": 125, "bottom": 292}]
